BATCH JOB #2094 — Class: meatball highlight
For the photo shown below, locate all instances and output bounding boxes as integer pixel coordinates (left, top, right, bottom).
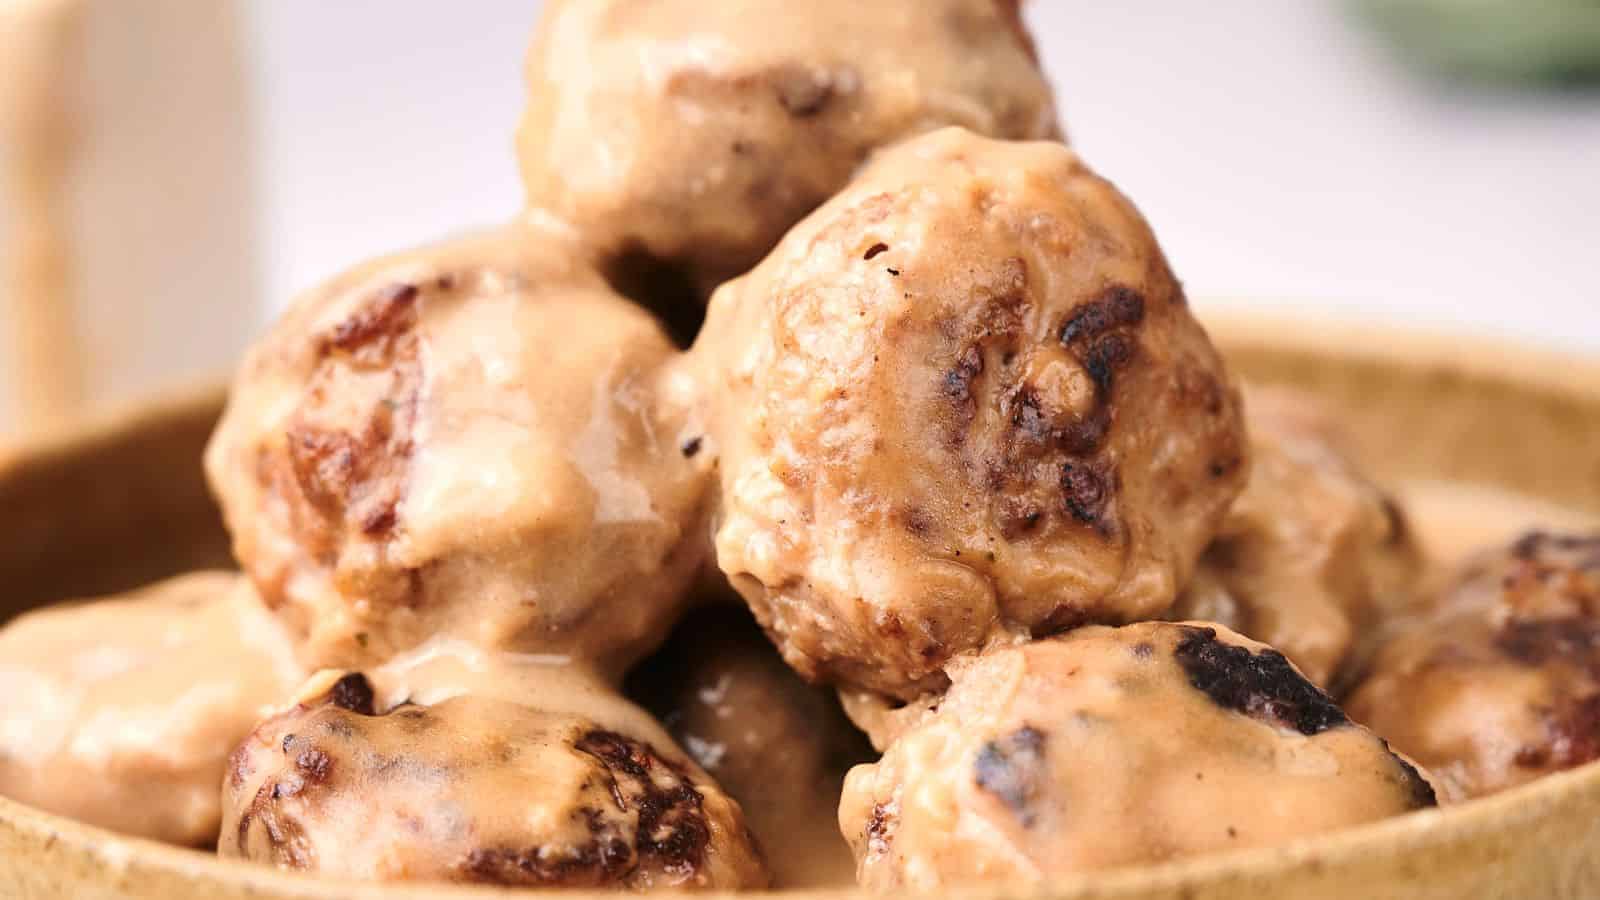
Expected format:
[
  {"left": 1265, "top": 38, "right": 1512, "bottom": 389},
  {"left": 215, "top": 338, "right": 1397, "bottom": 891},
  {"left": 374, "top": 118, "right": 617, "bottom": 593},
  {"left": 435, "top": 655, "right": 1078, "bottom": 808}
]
[
  {"left": 205, "top": 223, "right": 713, "bottom": 673},
  {"left": 1348, "top": 531, "right": 1600, "bottom": 799},
  {"left": 838, "top": 622, "right": 1437, "bottom": 888},
  {"left": 0, "top": 573, "right": 303, "bottom": 846},
  {"left": 517, "top": 0, "right": 1060, "bottom": 306},
  {"left": 695, "top": 127, "right": 1248, "bottom": 698},
  {"left": 626, "top": 607, "right": 874, "bottom": 888},
  {"left": 221, "top": 655, "right": 767, "bottom": 890},
  {"left": 1173, "top": 386, "right": 1422, "bottom": 687}
]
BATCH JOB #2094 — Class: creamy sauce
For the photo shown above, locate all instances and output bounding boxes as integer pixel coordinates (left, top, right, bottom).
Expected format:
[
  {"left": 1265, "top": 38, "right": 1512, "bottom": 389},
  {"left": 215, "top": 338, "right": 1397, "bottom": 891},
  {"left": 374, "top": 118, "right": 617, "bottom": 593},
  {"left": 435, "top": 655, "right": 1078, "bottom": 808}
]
[
  {"left": 0, "top": 574, "right": 303, "bottom": 846},
  {"left": 222, "top": 646, "right": 769, "bottom": 889},
  {"left": 0, "top": 479, "right": 1587, "bottom": 883},
  {"left": 1396, "top": 479, "right": 1599, "bottom": 579}
]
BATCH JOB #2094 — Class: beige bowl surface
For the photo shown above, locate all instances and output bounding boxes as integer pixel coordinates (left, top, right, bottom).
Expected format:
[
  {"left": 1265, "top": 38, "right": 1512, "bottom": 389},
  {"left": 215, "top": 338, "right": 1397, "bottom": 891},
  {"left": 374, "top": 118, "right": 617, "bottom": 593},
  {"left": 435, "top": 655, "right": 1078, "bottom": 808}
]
[{"left": 1, "top": 311, "right": 1598, "bottom": 899}]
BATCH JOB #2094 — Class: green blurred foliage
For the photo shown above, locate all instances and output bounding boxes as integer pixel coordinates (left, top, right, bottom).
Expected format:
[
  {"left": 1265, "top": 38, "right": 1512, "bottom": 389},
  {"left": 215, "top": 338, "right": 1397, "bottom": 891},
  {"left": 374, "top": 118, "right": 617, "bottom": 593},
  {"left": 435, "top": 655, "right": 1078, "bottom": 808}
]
[{"left": 1355, "top": 0, "right": 1600, "bottom": 82}]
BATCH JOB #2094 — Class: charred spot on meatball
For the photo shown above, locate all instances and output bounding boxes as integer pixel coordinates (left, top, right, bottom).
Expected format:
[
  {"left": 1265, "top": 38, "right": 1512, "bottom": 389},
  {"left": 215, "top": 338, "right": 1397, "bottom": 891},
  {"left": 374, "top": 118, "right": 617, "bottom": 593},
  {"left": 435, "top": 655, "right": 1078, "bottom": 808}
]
[
  {"left": 1060, "top": 461, "right": 1113, "bottom": 527},
  {"left": 973, "top": 726, "right": 1048, "bottom": 826},
  {"left": 866, "top": 803, "right": 897, "bottom": 856},
  {"left": 294, "top": 748, "right": 332, "bottom": 783},
  {"left": 1496, "top": 618, "right": 1600, "bottom": 667},
  {"left": 286, "top": 281, "right": 424, "bottom": 541},
  {"left": 1173, "top": 627, "right": 1348, "bottom": 736},
  {"left": 238, "top": 800, "right": 313, "bottom": 870},
  {"left": 574, "top": 730, "right": 713, "bottom": 878},
  {"left": 1058, "top": 286, "right": 1145, "bottom": 346},
  {"left": 1082, "top": 333, "right": 1137, "bottom": 393},
  {"left": 457, "top": 800, "right": 641, "bottom": 889},
  {"left": 942, "top": 345, "right": 986, "bottom": 412},
  {"left": 329, "top": 673, "right": 377, "bottom": 716},
  {"left": 322, "top": 282, "right": 419, "bottom": 358},
  {"left": 459, "top": 837, "right": 635, "bottom": 889}
]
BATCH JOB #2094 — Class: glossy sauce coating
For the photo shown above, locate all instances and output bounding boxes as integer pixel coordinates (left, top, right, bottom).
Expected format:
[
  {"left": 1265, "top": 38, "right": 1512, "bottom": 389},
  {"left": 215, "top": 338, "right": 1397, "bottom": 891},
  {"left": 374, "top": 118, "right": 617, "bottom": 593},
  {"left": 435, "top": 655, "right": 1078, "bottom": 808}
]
[
  {"left": 205, "top": 223, "right": 712, "bottom": 674},
  {"left": 1173, "top": 386, "right": 1422, "bottom": 688},
  {"left": 1348, "top": 531, "right": 1600, "bottom": 800},
  {"left": 0, "top": 573, "right": 302, "bottom": 846},
  {"left": 838, "top": 622, "right": 1437, "bottom": 888},
  {"left": 221, "top": 647, "right": 768, "bottom": 890},
  {"left": 695, "top": 127, "right": 1248, "bottom": 699},
  {"left": 518, "top": 0, "right": 1059, "bottom": 304},
  {"left": 626, "top": 607, "right": 873, "bottom": 888}
]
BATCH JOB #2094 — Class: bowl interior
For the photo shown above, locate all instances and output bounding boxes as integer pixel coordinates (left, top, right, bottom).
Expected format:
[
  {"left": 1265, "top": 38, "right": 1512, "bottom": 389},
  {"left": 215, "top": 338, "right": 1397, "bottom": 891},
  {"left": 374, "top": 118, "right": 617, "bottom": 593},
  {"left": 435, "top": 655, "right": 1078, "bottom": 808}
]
[{"left": 1, "top": 312, "right": 1598, "bottom": 899}]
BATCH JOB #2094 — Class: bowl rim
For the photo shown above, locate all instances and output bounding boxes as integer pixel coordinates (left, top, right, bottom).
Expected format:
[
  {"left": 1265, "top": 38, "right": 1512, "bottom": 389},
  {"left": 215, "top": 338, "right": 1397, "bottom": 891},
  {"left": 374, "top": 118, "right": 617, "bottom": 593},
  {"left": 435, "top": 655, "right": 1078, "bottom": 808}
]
[
  {"left": 3, "top": 312, "right": 1599, "bottom": 897},
  {"left": 4, "top": 739, "right": 1597, "bottom": 899},
  {"left": 0, "top": 379, "right": 228, "bottom": 471}
]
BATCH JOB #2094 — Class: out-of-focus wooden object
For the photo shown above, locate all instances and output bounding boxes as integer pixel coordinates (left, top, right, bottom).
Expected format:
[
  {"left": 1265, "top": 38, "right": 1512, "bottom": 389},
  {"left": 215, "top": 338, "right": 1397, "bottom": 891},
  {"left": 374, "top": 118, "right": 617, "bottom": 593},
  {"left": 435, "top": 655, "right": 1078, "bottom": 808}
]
[
  {"left": 0, "top": 0, "right": 258, "bottom": 439},
  {"left": 0, "top": 381, "right": 229, "bottom": 622},
  {"left": 0, "top": 0, "right": 87, "bottom": 432}
]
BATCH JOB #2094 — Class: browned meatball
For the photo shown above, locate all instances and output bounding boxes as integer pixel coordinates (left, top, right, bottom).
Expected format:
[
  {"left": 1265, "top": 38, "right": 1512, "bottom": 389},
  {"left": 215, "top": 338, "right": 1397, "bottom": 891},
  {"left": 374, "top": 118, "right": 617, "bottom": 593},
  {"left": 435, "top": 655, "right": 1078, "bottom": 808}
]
[
  {"left": 204, "top": 223, "right": 712, "bottom": 673},
  {"left": 694, "top": 128, "right": 1248, "bottom": 699},
  {"left": 1348, "top": 531, "right": 1600, "bottom": 800},
  {"left": 1173, "top": 386, "right": 1422, "bottom": 687},
  {"left": 626, "top": 607, "right": 874, "bottom": 888},
  {"left": 839, "top": 622, "right": 1438, "bottom": 888},
  {"left": 221, "top": 656, "right": 767, "bottom": 890},
  {"left": 0, "top": 573, "right": 302, "bottom": 846},
  {"left": 517, "top": 0, "right": 1060, "bottom": 306}
]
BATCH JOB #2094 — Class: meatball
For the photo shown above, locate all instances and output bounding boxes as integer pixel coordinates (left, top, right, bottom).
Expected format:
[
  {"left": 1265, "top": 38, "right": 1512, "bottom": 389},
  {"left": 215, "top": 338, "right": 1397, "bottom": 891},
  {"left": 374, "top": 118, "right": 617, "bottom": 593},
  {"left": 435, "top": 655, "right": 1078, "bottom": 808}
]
[
  {"left": 0, "top": 573, "right": 303, "bottom": 846},
  {"left": 221, "top": 653, "right": 768, "bottom": 890},
  {"left": 205, "top": 223, "right": 712, "bottom": 672},
  {"left": 1347, "top": 531, "right": 1600, "bottom": 800},
  {"left": 1172, "top": 386, "right": 1422, "bottom": 687},
  {"left": 626, "top": 607, "right": 874, "bottom": 888},
  {"left": 694, "top": 128, "right": 1248, "bottom": 698},
  {"left": 517, "top": 0, "right": 1059, "bottom": 307},
  {"left": 839, "top": 622, "right": 1438, "bottom": 887}
]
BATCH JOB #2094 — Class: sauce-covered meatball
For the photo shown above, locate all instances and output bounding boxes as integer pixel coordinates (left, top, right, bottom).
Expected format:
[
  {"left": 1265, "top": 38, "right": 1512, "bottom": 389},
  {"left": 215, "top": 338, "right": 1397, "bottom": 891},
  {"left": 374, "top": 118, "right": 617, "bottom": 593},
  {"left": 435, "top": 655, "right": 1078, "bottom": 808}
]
[
  {"left": 695, "top": 128, "right": 1248, "bottom": 699},
  {"left": 626, "top": 607, "right": 874, "bottom": 888},
  {"left": 1348, "top": 531, "right": 1600, "bottom": 799},
  {"left": 838, "top": 622, "right": 1437, "bottom": 887},
  {"left": 205, "top": 223, "right": 712, "bottom": 673},
  {"left": 1173, "top": 386, "right": 1421, "bottom": 687},
  {"left": 0, "top": 573, "right": 302, "bottom": 846},
  {"left": 517, "top": 0, "right": 1059, "bottom": 306},
  {"left": 221, "top": 651, "right": 767, "bottom": 890}
]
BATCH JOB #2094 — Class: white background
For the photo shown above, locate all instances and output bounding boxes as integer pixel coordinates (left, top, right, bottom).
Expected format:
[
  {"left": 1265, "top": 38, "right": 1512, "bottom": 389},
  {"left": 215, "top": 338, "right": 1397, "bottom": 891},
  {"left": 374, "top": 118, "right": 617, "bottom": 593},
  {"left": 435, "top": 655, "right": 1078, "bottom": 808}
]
[{"left": 242, "top": 1, "right": 1597, "bottom": 351}]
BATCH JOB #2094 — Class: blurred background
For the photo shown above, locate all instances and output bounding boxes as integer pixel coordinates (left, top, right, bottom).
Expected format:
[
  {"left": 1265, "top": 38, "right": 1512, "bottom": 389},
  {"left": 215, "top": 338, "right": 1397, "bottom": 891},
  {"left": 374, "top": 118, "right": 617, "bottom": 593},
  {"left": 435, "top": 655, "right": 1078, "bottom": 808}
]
[{"left": 2, "top": 0, "right": 1598, "bottom": 438}]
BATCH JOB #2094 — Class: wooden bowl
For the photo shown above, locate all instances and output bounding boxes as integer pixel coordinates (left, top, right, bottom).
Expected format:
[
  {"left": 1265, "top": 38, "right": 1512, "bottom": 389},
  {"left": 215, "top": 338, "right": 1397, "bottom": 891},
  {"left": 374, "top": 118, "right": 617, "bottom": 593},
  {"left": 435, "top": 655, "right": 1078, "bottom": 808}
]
[{"left": 2, "top": 312, "right": 1598, "bottom": 899}]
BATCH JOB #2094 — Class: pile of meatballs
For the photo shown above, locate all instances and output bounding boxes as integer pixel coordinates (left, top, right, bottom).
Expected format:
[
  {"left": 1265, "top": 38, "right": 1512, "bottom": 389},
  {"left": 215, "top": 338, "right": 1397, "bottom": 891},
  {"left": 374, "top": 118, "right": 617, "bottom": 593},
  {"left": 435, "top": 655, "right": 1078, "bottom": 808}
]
[{"left": 4, "top": 1, "right": 1599, "bottom": 892}]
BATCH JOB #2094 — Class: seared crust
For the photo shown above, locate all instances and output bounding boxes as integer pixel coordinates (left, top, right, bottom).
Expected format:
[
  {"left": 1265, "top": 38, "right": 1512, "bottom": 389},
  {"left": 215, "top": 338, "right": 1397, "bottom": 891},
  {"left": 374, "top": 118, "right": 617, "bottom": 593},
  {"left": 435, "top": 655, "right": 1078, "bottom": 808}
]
[
  {"left": 221, "top": 667, "right": 767, "bottom": 890},
  {"left": 204, "top": 223, "right": 712, "bottom": 673},
  {"left": 517, "top": 0, "right": 1060, "bottom": 305},
  {"left": 1172, "top": 625, "right": 1349, "bottom": 736},
  {"left": 1348, "top": 531, "right": 1600, "bottom": 799},
  {"left": 839, "top": 622, "right": 1438, "bottom": 888},
  {"left": 695, "top": 128, "right": 1248, "bottom": 698}
]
